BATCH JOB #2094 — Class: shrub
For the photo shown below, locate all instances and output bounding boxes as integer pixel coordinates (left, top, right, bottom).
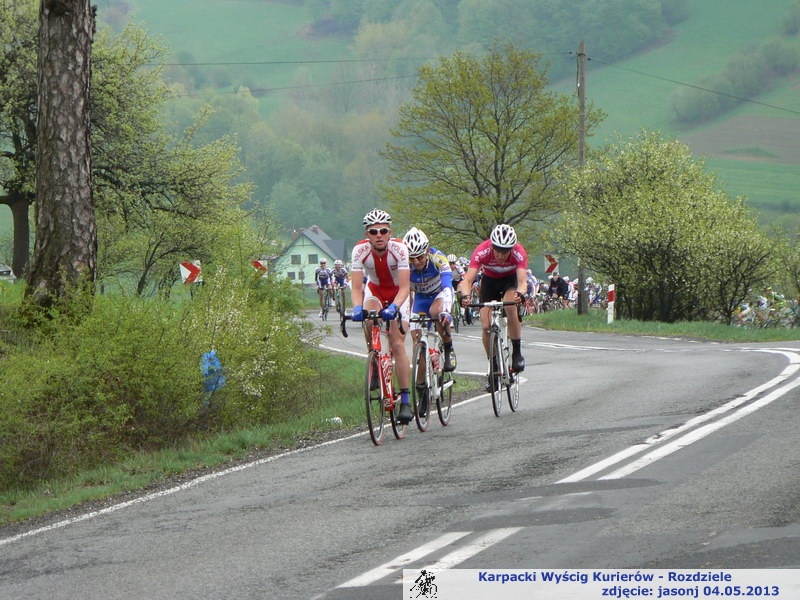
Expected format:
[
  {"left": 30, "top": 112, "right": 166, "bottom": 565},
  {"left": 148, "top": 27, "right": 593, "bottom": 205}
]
[
  {"left": 0, "top": 295, "right": 200, "bottom": 488},
  {"left": 0, "top": 270, "right": 320, "bottom": 491}
]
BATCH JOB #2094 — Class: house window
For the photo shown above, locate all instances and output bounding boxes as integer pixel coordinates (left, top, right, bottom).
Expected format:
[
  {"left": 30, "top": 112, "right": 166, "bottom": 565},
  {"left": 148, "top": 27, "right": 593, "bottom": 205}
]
[
  {"left": 298, "top": 271, "right": 305, "bottom": 280},
  {"left": 287, "top": 272, "right": 296, "bottom": 280},
  {"left": 291, "top": 254, "right": 301, "bottom": 265},
  {"left": 309, "top": 253, "right": 318, "bottom": 264}
]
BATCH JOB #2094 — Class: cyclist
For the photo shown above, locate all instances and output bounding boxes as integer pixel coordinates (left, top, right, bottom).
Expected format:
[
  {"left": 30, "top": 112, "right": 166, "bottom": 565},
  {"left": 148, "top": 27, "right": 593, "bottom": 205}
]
[
  {"left": 332, "top": 259, "right": 349, "bottom": 288},
  {"left": 447, "top": 253, "right": 467, "bottom": 324},
  {"left": 525, "top": 269, "right": 539, "bottom": 297},
  {"left": 458, "top": 224, "right": 527, "bottom": 388},
  {"left": 447, "top": 253, "right": 465, "bottom": 288},
  {"left": 548, "top": 272, "right": 570, "bottom": 308},
  {"left": 404, "top": 228, "right": 457, "bottom": 373},
  {"left": 315, "top": 259, "right": 334, "bottom": 317},
  {"left": 350, "top": 209, "right": 413, "bottom": 425}
]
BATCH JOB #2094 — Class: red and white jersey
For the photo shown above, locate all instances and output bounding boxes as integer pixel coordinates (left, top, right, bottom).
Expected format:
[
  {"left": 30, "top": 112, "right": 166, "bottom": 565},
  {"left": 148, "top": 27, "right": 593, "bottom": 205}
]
[
  {"left": 351, "top": 238, "right": 410, "bottom": 294},
  {"left": 469, "top": 239, "right": 528, "bottom": 278}
]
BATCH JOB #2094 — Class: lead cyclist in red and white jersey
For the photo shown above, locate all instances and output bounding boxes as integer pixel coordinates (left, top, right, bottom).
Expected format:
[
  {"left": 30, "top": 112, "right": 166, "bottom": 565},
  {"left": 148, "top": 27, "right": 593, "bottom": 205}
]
[{"left": 349, "top": 208, "right": 413, "bottom": 425}]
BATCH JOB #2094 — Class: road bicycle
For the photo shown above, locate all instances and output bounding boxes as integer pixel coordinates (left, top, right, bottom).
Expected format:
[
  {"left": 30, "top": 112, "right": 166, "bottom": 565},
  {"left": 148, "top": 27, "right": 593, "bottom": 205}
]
[
  {"left": 467, "top": 300, "right": 520, "bottom": 417},
  {"left": 320, "top": 287, "right": 336, "bottom": 321},
  {"left": 408, "top": 313, "right": 455, "bottom": 431},
  {"left": 333, "top": 283, "right": 347, "bottom": 316},
  {"left": 341, "top": 311, "right": 407, "bottom": 445}
]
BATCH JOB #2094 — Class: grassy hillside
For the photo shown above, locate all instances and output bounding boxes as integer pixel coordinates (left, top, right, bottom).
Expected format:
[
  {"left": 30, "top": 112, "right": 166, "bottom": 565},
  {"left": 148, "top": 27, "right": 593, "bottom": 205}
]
[
  {"left": 123, "top": 0, "right": 800, "bottom": 229},
  {"left": 551, "top": 0, "right": 800, "bottom": 226}
]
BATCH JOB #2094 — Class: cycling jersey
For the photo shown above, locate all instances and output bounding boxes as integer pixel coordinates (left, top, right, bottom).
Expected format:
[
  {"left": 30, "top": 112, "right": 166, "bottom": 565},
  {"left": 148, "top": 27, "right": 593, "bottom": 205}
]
[
  {"left": 351, "top": 237, "right": 409, "bottom": 299},
  {"left": 449, "top": 262, "right": 464, "bottom": 285},
  {"left": 410, "top": 247, "right": 452, "bottom": 298},
  {"left": 315, "top": 267, "right": 333, "bottom": 288},
  {"left": 468, "top": 239, "right": 528, "bottom": 278},
  {"left": 331, "top": 266, "right": 348, "bottom": 287}
]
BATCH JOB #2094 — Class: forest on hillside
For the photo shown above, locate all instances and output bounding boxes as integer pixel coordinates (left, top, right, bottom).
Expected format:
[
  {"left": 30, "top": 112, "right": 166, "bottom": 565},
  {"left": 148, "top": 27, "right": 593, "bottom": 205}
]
[
  {"left": 90, "top": 0, "right": 695, "bottom": 247},
  {"left": 5, "top": 0, "right": 797, "bottom": 261}
]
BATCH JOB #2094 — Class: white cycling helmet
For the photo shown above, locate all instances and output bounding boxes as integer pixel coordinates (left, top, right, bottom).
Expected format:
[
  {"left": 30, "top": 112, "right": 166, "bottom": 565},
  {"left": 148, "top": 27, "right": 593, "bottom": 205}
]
[
  {"left": 403, "top": 227, "right": 429, "bottom": 257},
  {"left": 490, "top": 224, "right": 517, "bottom": 249},
  {"left": 446, "top": 253, "right": 457, "bottom": 263},
  {"left": 362, "top": 208, "right": 392, "bottom": 226},
  {"left": 334, "top": 259, "right": 344, "bottom": 267}
]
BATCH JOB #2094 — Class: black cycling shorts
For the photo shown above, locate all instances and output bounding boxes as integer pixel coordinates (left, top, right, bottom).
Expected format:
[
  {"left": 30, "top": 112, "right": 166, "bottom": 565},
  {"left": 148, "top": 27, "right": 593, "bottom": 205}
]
[{"left": 479, "top": 274, "right": 518, "bottom": 302}]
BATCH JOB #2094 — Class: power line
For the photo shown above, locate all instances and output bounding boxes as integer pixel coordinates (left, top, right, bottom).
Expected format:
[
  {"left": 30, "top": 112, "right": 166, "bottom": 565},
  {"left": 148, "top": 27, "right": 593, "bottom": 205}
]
[
  {"left": 158, "top": 57, "right": 432, "bottom": 67},
  {"left": 586, "top": 55, "right": 800, "bottom": 117},
  {"left": 178, "top": 74, "right": 418, "bottom": 98}
]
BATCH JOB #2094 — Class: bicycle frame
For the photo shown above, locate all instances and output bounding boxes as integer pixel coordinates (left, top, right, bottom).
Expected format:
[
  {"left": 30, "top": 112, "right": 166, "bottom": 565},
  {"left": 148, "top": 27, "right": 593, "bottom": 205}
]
[
  {"left": 408, "top": 313, "right": 454, "bottom": 429},
  {"left": 341, "top": 311, "right": 407, "bottom": 445},
  {"left": 468, "top": 300, "right": 520, "bottom": 417}
]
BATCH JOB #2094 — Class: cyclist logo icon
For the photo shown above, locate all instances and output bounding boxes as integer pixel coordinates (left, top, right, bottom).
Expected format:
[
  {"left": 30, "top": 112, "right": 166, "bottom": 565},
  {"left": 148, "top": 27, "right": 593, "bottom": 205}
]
[{"left": 410, "top": 569, "right": 437, "bottom": 598}]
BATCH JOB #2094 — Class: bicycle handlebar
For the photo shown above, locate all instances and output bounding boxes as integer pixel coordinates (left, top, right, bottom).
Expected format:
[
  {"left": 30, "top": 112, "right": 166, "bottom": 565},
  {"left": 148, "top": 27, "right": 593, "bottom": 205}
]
[
  {"left": 340, "top": 310, "right": 405, "bottom": 338},
  {"left": 466, "top": 300, "right": 523, "bottom": 322},
  {"left": 466, "top": 300, "right": 519, "bottom": 308}
]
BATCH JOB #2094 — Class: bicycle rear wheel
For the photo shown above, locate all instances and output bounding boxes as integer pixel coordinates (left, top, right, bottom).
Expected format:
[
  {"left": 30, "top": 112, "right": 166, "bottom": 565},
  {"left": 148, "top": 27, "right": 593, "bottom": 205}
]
[
  {"left": 411, "top": 341, "right": 431, "bottom": 432},
  {"left": 365, "top": 351, "right": 384, "bottom": 445},
  {"left": 452, "top": 303, "right": 460, "bottom": 333},
  {"left": 488, "top": 330, "right": 503, "bottom": 417}
]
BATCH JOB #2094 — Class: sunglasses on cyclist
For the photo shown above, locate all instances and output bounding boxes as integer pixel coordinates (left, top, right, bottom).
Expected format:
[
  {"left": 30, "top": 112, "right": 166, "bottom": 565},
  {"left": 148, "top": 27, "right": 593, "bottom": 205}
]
[{"left": 367, "top": 227, "right": 391, "bottom": 235}]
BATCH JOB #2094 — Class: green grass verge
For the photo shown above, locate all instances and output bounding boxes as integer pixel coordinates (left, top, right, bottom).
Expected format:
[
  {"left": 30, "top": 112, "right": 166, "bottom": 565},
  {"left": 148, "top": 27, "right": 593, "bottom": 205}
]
[
  {"left": 0, "top": 345, "right": 482, "bottom": 528},
  {"left": 0, "top": 351, "right": 364, "bottom": 527},
  {"left": 528, "top": 309, "right": 800, "bottom": 342}
]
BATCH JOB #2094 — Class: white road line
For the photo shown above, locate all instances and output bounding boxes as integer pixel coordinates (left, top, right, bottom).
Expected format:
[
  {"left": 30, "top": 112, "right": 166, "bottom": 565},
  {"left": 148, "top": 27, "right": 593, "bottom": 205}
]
[
  {"left": 600, "top": 368, "right": 800, "bottom": 479},
  {"left": 418, "top": 527, "right": 523, "bottom": 572},
  {"left": 0, "top": 431, "right": 367, "bottom": 547},
  {"left": 336, "top": 531, "right": 471, "bottom": 588},
  {"left": 558, "top": 349, "right": 800, "bottom": 483}
]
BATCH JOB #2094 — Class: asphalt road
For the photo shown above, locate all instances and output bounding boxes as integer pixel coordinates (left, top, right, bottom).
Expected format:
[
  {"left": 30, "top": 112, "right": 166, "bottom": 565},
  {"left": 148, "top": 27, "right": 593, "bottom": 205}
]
[{"left": 2, "top": 318, "right": 799, "bottom": 600}]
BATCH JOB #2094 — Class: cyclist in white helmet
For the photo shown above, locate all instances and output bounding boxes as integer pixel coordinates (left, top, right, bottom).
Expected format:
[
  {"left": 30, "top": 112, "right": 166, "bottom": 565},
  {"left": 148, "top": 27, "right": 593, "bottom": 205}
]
[
  {"left": 458, "top": 224, "right": 528, "bottom": 385},
  {"left": 350, "top": 208, "right": 413, "bottom": 425},
  {"left": 404, "top": 228, "right": 457, "bottom": 373}
]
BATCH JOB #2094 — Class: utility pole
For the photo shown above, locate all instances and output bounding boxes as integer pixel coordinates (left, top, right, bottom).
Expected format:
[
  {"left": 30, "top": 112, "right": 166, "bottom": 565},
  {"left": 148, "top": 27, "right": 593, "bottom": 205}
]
[{"left": 577, "top": 40, "right": 588, "bottom": 314}]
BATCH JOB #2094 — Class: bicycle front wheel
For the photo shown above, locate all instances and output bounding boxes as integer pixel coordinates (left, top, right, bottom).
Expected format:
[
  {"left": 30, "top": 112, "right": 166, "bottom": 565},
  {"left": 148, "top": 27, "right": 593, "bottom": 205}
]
[
  {"left": 437, "top": 345, "right": 454, "bottom": 426},
  {"left": 389, "top": 358, "right": 408, "bottom": 440},
  {"left": 365, "top": 351, "right": 384, "bottom": 445},
  {"left": 411, "top": 341, "right": 431, "bottom": 432},
  {"left": 335, "top": 288, "right": 345, "bottom": 315},
  {"left": 507, "top": 368, "right": 519, "bottom": 412},
  {"left": 488, "top": 330, "right": 503, "bottom": 417}
]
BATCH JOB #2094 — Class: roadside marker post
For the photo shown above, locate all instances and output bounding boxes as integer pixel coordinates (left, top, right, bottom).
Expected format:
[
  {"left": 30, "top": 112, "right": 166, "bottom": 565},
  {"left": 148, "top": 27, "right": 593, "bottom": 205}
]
[{"left": 607, "top": 284, "right": 616, "bottom": 324}]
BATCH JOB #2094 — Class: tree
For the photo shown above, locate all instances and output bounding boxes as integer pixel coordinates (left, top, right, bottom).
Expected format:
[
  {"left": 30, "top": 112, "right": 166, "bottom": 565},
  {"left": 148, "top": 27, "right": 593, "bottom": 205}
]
[
  {"left": 1, "top": 4, "right": 255, "bottom": 297},
  {"left": 554, "top": 131, "right": 777, "bottom": 323},
  {"left": 26, "top": 0, "right": 96, "bottom": 309},
  {"left": 0, "top": 0, "right": 39, "bottom": 278},
  {"left": 380, "top": 42, "right": 604, "bottom": 247}
]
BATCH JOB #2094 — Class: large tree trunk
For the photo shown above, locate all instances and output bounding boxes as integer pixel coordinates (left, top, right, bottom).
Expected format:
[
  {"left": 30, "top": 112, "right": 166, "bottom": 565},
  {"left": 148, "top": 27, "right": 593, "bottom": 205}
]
[{"left": 25, "top": 0, "right": 96, "bottom": 309}]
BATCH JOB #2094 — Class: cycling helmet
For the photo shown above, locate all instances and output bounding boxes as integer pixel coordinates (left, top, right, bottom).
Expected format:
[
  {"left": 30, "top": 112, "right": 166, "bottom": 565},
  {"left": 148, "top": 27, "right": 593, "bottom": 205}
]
[
  {"left": 362, "top": 208, "right": 392, "bottom": 226},
  {"left": 490, "top": 224, "right": 517, "bottom": 249},
  {"left": 319, "top": 259, "right": 327, "bottom": 264},
  {"left": 403, "top": 227, "right": 429, "bottom": 257},
  {"left": 446, "top": 253, "right": 457, "bottom": 263},
  {"left": 334, "top": 259, "right": 343, "bottom": 267}
]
